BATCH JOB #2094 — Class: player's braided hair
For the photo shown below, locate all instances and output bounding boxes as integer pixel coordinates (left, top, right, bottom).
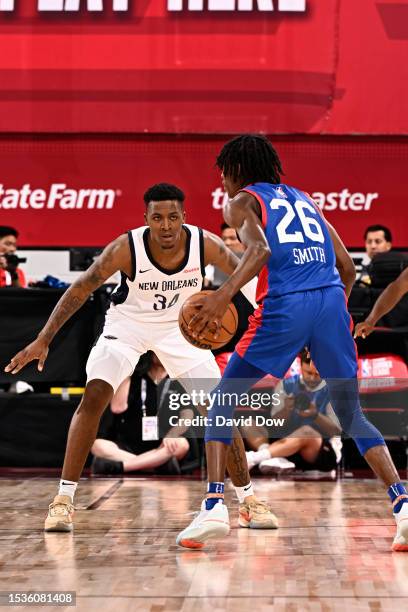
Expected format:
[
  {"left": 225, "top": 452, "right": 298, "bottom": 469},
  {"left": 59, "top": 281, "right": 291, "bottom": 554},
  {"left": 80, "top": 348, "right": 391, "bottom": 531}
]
[{"left": 216, "top": 134, "right": 284, "bottom": 186}]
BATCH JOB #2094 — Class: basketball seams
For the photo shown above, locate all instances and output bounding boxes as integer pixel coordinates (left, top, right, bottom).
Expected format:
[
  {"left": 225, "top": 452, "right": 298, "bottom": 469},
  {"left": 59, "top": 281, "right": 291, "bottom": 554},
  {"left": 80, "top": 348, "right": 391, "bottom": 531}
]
[
  {"left": 179, "top": 292, "right": 238, "bottom": 349},
  {"left": 220, "top": 303, "right": 238, "bottom": 335}
]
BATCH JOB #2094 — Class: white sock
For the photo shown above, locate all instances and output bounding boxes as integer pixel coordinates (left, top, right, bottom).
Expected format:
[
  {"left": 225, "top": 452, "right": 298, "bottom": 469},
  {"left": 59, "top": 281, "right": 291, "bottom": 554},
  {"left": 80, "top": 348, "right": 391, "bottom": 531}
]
[
  {"left": 254, "top": 447, "right": 271, "bottom": 463},
  {"left": 234, "top": 481, "right": 254, "bottom": 503},
  {"left": 58, "top": 479, "right": 78, "bottom": 502}
]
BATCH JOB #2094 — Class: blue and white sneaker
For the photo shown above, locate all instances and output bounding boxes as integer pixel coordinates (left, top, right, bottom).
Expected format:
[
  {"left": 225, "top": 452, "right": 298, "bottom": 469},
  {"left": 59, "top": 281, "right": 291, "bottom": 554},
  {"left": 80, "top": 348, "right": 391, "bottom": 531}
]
[
  {"left": 176, "top": 500, "right": 230, "bottom": 549},
  {"left": 393, "top": 503, "right": 408, "bottom": 552}
]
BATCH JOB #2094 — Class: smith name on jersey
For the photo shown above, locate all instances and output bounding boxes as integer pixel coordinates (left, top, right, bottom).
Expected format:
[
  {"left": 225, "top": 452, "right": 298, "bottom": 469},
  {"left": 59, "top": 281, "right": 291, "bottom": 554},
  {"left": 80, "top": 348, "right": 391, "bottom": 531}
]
[{"left": 109, "top": 224, "right": 205, "bottom": 323}]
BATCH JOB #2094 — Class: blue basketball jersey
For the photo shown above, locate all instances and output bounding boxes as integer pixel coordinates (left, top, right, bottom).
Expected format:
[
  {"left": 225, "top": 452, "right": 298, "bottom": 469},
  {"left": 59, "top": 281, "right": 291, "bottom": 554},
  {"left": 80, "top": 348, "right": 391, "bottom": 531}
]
[{"left": 243, "top": 183, "right": 343, "bottom": 299}]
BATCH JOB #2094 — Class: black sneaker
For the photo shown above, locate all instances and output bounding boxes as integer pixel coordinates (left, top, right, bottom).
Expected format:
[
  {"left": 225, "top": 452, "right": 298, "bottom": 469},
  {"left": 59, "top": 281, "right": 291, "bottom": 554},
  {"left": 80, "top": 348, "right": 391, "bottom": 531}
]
[
  {"left": 154, "top": 457, "right": 181, "bottom": 475},
  {"left": 91, "top": 456, "right": 124, "bottom": 475}
]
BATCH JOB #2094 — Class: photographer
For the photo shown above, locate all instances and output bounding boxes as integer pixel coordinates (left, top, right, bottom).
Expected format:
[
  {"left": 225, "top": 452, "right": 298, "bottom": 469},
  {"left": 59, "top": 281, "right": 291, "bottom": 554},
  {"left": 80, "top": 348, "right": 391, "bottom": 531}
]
[
  {"left": 245, "top": 350, "right": 342, "bottom": 474},
  {"left": 0, "top": 226, "right": 27, "bottom": 288}
]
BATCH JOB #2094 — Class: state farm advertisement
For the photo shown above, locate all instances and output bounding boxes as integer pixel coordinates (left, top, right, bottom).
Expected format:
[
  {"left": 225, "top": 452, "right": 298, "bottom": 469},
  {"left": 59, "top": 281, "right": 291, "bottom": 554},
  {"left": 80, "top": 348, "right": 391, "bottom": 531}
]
[
  {"left": 0, "top": 136, "right": 407, "bottom": 247},
  {"left": 0, "top": 0, "right": 407, "bottom": 134}
]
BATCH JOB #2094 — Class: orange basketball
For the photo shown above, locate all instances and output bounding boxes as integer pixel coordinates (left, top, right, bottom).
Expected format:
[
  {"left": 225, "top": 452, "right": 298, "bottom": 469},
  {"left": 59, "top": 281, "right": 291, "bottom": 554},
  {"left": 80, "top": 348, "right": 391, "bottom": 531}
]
[{"left": 178, "top": 290, "right": 238, "bottom": 350}]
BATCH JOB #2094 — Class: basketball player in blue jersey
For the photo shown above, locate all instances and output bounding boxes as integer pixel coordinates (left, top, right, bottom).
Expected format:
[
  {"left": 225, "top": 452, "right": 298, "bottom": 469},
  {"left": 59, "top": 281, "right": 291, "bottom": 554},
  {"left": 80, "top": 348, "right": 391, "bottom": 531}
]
[
  {"left": 4, "top": 182, "right": 278, "bottom": 533},
  {"left": 177, "top": 135, "right": 408, "bottom": 551}
]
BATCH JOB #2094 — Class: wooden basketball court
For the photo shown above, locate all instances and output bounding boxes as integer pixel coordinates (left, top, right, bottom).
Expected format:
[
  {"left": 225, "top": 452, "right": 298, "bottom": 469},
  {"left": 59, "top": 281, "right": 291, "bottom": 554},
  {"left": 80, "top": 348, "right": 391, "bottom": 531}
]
[{"left": 1, "top": 476, "right": 408, "bottom": 611}]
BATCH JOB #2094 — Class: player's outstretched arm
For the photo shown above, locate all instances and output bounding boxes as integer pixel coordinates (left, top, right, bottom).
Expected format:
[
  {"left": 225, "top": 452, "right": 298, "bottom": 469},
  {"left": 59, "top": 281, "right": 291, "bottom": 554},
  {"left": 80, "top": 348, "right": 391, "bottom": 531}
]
[
  {"left": 188, "top": 193, "right": 270, "bottom": 337},
  {"left": 325, "top": 221, "right": 356, "bottom": 298},
  {"left": 4, "top": 235, "right": 131, "bottom": 374},
  {"left": 354, "top": 268, "right": 408, "bottom": 339}
]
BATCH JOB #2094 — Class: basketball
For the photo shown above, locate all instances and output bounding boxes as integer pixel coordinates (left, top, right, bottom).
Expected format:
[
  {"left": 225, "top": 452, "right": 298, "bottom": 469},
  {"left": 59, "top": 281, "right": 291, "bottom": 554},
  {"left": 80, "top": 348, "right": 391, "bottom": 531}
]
[{"left": 178, "top": 290, "right": 238, "bottom": 350}]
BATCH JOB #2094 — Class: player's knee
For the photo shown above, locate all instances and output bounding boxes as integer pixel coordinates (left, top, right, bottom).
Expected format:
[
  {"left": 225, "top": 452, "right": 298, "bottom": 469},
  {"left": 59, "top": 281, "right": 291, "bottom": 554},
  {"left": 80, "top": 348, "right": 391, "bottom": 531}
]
[
  {"left": 174, "top": 438, "right": 190, "bottom": 460},
  {"left": 355, "top": 436, "right": 385, "bottom": 456},
  {"left": 337, "top": 405, "right": 385, "bottom": 449},
  {"left": 78, "top": 379, "right": 114, "bottom": 415}
]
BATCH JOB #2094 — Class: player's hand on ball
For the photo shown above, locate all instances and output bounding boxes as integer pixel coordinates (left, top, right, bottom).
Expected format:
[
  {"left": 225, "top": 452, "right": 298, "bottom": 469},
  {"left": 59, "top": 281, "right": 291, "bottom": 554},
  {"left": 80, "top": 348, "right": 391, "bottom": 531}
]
[
  {"left": 354, "top": 320, "right": 375, "bottom": 339},
  {"left": 4, "top": 337, "right": 49, "bottom": 374},
  {"left": 188, "top": 290, "right": 230, "bottom": 339}
]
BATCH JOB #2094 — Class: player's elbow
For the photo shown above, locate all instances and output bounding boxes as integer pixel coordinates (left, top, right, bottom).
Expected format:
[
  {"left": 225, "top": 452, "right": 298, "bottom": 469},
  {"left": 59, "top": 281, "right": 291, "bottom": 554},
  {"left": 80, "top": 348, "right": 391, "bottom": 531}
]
[{"left": 251, "top": 243, "right": 271, "bottom": 265}]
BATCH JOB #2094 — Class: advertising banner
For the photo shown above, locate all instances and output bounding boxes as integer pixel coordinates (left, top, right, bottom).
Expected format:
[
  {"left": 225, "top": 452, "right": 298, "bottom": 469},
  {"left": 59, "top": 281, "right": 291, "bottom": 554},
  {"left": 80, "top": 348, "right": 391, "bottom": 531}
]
[{"left": 0, "top": 136, "right": 406, "bottom": 247}]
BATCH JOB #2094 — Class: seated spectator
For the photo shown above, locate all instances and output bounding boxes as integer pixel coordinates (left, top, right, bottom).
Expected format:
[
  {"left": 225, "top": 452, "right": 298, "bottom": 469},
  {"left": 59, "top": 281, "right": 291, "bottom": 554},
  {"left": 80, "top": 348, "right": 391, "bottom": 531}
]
[
  {"left": 244, "top": 350, "right": 342, "bottom": 475},
  {"left": 365, "top": 224, "right": 392, "bottom": 261},
  {"left": 358, "top": 225, "right": 392, "bottom": 283},
  {"left": 0, "top": 226, "right": 27, "bottom": 288},
  {"left": 91, "top": 351, "right": 193, "bottom": 475},
  {"left": 220, "top": 222, "right": 246, "bottom": 254}
]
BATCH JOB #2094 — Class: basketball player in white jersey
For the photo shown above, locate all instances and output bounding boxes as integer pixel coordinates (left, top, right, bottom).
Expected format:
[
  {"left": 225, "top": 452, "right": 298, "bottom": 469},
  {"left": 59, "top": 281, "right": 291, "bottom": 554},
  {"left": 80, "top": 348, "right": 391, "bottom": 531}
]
[{"left": 5, "top": 183, "right": 278, "bottom": 534}]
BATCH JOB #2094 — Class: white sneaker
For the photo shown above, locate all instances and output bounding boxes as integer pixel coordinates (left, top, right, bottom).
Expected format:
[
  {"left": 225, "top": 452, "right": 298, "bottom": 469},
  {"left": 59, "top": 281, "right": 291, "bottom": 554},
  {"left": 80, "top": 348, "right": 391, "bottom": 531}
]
[
  {"left": 259, "top": 457, "right": 296, "bottom": 474},
  {"left": 392, "top": 503, "right": 408, "bottom": 552},
  {"left": 246, "top": 451, "right": 259, "bottom": 471},
  {"left": 176, "top": 500, "right": 230, "bottom": 549}
]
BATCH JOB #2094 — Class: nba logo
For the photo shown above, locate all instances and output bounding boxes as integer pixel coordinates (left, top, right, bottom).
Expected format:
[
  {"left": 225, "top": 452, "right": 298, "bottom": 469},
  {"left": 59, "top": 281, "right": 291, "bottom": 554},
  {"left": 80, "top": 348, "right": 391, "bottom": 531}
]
[
  {"left": 276, "top": 186, "right": 287, "bottom": 198},
  {"left": 361, "top": 359, "right": 371, "bottom": 377}
]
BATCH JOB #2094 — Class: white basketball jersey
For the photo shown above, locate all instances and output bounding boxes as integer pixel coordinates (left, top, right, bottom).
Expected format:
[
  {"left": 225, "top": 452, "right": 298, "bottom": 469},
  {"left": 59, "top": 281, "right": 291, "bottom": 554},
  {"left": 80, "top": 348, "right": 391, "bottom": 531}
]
[{"left": 109, "top": 224, "right": 205, "bottom": 323}]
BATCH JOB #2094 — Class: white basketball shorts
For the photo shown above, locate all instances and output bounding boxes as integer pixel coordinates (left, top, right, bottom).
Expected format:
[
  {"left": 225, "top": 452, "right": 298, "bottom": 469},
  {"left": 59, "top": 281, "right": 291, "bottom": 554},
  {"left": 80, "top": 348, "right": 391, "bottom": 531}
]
[{"left": 86, "top": 308, "right": 221, "bottom": 393}]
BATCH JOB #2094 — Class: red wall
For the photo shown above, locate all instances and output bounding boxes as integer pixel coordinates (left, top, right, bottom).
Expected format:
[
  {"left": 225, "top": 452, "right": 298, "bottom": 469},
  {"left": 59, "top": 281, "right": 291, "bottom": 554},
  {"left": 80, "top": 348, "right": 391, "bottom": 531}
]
[
  {"left": 0, "top": 136, "right": 406, "bottom": 248},
  {"left": 0, "top": 0, "right": 407, "bottom": 134}
]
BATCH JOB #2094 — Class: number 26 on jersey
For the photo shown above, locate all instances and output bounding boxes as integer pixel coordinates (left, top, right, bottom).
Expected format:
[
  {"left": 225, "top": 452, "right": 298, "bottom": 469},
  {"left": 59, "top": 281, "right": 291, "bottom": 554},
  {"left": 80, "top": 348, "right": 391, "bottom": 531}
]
[{"left": 270, "top": 198, "right": 325, "bottom": 244}]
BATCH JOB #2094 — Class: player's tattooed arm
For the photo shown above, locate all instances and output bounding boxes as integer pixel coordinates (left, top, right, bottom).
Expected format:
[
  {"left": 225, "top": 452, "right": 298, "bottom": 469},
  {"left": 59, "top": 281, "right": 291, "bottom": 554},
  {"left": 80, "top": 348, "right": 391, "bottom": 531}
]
[
  {"left": 4, "top": 234, "right": 131, "bottom": 374},
  {"left": 39, "top": 235, "right": 131, "bottom": 343},
  {"left": 203, "top": 231, "right": 241, "bottom": 274},
  {"left": 325, "top": 221, "right": 356, "bottom": 298}
]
